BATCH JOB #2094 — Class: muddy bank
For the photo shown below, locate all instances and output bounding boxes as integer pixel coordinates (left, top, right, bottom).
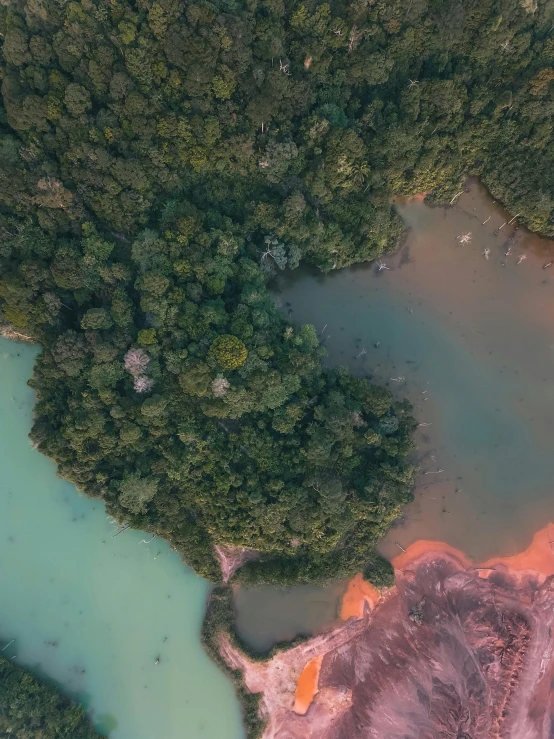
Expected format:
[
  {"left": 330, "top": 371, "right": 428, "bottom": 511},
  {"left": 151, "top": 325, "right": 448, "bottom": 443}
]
[
  {"left": 220, "top": 529, "right": 554, "bottom": 738},
  {"left": 215, "top": 545, "right": 259, "bottom": 583},
  {"left": 0, "top": 319, "right": 34, "bottom": 343}
]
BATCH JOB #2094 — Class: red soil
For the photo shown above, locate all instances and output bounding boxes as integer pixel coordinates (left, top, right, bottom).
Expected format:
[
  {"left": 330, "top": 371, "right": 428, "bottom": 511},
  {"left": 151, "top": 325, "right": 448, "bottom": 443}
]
[
  {"left": 392, "top": 522, "right": 554, "bottom": 577},
  {"left": 220, "top": 526, "right": 554, "bottom": 738},
  {"left": 339, "top": 572, "right": 380, "bottom": 620}
]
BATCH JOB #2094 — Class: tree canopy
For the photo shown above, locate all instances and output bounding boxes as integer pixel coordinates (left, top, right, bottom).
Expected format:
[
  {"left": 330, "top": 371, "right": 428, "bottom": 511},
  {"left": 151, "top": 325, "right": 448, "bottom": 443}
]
[
  {"left": 0, "top": 655, "right": 103, "bottom": 739},
  {"left": 1, "top": 0, "right": 554, "bottom": 584}
]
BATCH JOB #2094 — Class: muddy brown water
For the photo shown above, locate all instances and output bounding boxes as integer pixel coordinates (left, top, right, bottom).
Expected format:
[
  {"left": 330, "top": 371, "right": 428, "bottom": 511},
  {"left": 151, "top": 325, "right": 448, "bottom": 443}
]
[{"left": 234, "top": 181, "right": 554, "bottom": 650}]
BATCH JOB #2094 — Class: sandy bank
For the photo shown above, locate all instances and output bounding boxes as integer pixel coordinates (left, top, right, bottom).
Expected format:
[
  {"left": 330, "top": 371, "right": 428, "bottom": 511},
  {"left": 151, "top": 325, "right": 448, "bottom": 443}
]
[{"left": 293, "top": 655, "right": 323, "bottom": 715}]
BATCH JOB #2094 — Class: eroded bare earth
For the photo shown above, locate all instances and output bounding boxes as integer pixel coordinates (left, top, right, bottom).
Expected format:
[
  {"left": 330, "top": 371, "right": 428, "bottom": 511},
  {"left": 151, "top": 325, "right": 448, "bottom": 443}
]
[
  {"left": 222, "top": 539, "right": 554, "bottom": 738},
  {"left": 214, "top": 545, "right": 259, "bottom": 582}
]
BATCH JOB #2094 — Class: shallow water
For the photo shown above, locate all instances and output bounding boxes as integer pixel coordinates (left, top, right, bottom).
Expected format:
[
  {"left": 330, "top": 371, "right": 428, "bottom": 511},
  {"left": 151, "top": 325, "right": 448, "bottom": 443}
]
[
  {"left": 273, "top": 182, "right": 554, "bottom": 563},
  {"left": 233, "top": 580, "right": 346, "bottom": 653},
  {"left": 0, "top": 338, "right": 243, "bottom": 738}
]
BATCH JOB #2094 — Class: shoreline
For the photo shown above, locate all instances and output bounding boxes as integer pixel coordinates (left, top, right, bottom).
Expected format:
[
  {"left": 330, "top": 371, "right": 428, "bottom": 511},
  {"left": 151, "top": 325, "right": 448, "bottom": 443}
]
[
  {"left": 214, "top": 522, "right": 554, "bottom": 738},
  {"left": 0, "top": 320, "right": 35, "bottom": 344},
  {"left": 4, "top": 176, "right": 554, "bottom": 738},
  {"left": 202, "top": 180, "right": 554, "bottom": 736}
]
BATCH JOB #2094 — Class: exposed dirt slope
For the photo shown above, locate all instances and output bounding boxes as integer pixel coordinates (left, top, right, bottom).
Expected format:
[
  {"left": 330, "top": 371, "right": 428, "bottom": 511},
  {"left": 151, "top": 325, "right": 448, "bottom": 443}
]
[{"left": 220, "top": 531, "right": 554, "bottom": 738}]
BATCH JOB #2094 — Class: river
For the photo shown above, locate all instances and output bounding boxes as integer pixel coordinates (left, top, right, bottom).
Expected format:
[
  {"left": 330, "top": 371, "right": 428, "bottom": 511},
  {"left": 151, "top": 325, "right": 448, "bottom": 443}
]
[
  {"left": 0, "top": 338, "right": 243, "bottom": 738},
  {"left": 235, "top": 181, "right": 554, "bottom": 647}
]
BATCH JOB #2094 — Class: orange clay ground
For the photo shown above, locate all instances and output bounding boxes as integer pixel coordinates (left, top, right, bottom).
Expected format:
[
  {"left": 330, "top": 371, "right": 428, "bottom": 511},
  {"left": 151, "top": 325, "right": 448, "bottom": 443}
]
[
  {"left": 293, "top": 655, "right": 324, "bottom": 715},
  {"left": 293, "top": 573, "right": 380, "bottom": 714},
  {"left": 339, "top": 572, "right": 380, "bottom": 620},
  {"left": 392, "top": 522, "right": 554, "bottom": 576},
  {"left": 292, "top": 522, "right": 554, "bottom": 716}
]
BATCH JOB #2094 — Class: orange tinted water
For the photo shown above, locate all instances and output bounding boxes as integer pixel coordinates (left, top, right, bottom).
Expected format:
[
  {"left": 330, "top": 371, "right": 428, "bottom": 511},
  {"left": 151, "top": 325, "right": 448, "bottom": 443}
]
[
  {"left": 293, "top": 655, "right": 324, "bottom": 715},
  {"left": 391, "top": 522, "right": 554, "bottom": 577},
  {"left": 340, "top": 573, "right": 379, "bottom": 620}
]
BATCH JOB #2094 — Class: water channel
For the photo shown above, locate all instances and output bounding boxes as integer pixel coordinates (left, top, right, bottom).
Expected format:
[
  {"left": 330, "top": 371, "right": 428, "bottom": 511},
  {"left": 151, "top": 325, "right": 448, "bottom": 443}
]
[{"left": 0, "top": 338, "right": 243, "bottom": 739}]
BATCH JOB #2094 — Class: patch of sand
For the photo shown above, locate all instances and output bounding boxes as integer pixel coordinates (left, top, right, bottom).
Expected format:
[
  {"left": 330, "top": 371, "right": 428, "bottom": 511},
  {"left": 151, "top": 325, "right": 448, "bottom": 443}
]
[
  {"left": 392, "top": 539, "right": 471, "bottom": 571},
  {"left": 483, "top": 523, "right": 554, "bottom": 576},
  {"left": 289, "top": 572, "right": 377, "bottom": 716},
  {"left": 214, "top": 544, "right": 259, "bottom": 582}
]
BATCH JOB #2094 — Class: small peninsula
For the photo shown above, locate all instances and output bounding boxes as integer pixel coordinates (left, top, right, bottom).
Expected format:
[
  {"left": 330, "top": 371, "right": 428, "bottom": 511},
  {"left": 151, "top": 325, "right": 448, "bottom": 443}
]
[{"left": 0, "top": 653, "right": 104, "bottom": 739}]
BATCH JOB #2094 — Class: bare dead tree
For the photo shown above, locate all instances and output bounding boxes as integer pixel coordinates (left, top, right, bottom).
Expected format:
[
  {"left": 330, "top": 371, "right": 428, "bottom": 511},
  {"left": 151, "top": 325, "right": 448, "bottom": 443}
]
[
  {"left": 348, "top": 25, "right": 361, "bottom": 52},
  {"left": 279, "top": 59, "right": 291, "bottom": 75}
]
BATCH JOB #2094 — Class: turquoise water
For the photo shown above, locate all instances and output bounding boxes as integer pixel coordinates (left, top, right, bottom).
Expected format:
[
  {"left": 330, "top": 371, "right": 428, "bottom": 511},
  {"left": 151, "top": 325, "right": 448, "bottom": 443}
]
[
  {"left": 5, "top": 180, "right": 554, "bottom": 704},
  {"left": 0, "top": 338, "right": 243, "bottom": 738}
]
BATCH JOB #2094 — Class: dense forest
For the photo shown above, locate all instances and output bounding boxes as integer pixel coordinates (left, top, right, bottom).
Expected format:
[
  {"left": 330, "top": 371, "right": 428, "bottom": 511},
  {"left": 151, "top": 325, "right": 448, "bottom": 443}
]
[
  {"left": 1, "top": 0, "right": 554, "bottom": 584},
  {"left": 0, "top": 654, "right": 103, "bottom": 739}
]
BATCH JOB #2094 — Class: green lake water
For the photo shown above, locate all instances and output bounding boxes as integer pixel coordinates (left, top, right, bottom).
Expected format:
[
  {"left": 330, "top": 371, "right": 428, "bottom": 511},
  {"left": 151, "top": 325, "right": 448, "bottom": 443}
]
[{"left": 0, "top": 338, "right": 243, "bottom": 739}]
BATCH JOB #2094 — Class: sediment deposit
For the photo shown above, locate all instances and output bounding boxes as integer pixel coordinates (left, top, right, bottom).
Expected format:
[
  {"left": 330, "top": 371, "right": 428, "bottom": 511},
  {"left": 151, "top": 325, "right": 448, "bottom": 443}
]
[{"left": 222, "top": 528, "right": 554, "bottom": 738}]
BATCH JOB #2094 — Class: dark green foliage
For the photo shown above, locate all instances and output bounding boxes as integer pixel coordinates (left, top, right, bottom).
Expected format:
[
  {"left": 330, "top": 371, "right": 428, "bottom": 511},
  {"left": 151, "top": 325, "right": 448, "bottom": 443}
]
[
  {"left": 363, "top": 553, "right": 395, "bottom": 588},
  {"left": 0, "top": 654, "right": 103, "bottom": 739},
  {"left": 0, "top": 197, "right": 417, "bottom": 584},
  {"left": 2, "top": 0, "right": 551, "bottom": 589},
  {"left": 2, "top": 0, "right": 553, "bottom": 726}
]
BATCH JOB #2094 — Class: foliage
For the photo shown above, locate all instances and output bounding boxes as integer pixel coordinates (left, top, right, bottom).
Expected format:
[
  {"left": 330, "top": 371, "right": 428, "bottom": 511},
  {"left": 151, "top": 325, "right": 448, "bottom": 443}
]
[
  {"left": 0, "top": 654, "right": 103, "bottom": 739},
  {"left": 4, "top": 0, "right": 554, "bottom": 726},
  {"left": 363, "top": 553, "right": 395, "bottom": 588},
  {"left": 209, "top": 334, "right": 248, "bottom": 370},
  {"left": 201, "top": 587, "right": 266, "bottom": 739},
  {"left": 2, "top": 0, "right": 552, "bottom": 593}
]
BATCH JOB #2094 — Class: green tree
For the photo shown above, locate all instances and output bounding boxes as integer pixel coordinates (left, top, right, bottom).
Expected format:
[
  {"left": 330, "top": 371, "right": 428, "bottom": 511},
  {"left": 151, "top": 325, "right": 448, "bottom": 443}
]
[{"left": 209, "top": 335, "right": 248, "bottom": 370}]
